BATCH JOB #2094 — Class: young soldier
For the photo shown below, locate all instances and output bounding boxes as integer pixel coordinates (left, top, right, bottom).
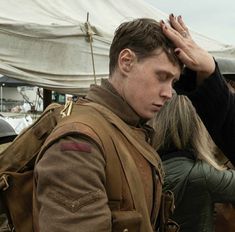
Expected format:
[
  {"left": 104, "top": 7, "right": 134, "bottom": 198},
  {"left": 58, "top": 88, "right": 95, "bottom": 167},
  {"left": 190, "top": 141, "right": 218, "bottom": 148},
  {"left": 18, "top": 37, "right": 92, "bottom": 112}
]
[{"left": 33, "top": 16, "right": 216, "bottom": 232}]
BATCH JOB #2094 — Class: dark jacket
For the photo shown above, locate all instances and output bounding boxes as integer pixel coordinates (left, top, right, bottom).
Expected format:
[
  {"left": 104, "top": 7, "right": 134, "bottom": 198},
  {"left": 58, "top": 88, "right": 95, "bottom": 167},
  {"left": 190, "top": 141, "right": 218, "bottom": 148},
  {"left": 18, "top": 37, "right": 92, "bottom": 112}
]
[
  {"left": 175, "top": 64, "right": 235, "bottom": 165},
  {"left": 162, "top": 150, "right": 235, "bottom": 232}
]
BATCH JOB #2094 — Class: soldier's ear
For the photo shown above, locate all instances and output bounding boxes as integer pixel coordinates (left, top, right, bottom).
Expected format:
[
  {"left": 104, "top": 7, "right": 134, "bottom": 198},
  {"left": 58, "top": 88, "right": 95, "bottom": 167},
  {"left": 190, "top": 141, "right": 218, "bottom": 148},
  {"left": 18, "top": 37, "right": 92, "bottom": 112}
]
[{"left": 118, "top": 49, "right": 135, "bottom": 74}]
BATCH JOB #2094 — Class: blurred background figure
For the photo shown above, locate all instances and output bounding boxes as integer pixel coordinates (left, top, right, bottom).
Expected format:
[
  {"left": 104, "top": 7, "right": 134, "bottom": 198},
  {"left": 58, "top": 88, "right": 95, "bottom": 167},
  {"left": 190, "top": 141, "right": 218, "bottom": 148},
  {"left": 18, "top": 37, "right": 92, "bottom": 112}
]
[{"left": 151, "top": 94, "right": 235, "bottom": 232}]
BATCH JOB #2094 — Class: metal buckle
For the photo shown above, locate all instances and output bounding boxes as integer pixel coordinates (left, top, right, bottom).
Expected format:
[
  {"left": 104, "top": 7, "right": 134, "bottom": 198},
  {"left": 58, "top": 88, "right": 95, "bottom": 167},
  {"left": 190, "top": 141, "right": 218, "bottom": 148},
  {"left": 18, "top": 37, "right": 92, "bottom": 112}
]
[
  {"left": 0, "top": 174, "right": 10, "bottom": 191},
  {"left": 60, "top": 101, "right": 73, "bottom": 118}
]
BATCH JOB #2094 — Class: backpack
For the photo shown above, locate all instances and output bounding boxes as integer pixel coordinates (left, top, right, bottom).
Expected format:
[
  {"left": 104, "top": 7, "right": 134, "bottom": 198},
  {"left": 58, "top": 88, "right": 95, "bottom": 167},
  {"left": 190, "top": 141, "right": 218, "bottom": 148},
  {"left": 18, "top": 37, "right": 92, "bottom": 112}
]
[
  {"left": 0, "top": 102, "right": 63, "bottom": 232},
  {"left": 0, "top": 100, "right": 176, "bottom": 232}
]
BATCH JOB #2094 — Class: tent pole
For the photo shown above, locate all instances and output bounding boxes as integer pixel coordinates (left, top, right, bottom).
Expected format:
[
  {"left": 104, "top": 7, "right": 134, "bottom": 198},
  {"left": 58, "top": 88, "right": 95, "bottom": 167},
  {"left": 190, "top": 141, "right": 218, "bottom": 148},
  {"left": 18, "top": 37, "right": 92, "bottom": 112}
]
[
  {"left": 0, "top": 85, "right": 2, "bottom": 112},
  {"left": 43, "top": 88, "right": 52, "bottom": 110},
  {"left": 0, "top": 84, "right": 3, "bottom": 113}
]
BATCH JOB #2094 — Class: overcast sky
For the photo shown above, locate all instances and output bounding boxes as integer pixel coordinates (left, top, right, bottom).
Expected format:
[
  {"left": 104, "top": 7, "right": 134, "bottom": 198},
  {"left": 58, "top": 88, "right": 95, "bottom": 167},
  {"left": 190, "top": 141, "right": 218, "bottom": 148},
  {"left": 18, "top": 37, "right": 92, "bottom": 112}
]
[{"left": 145, "top": 0, "right": 235, "bottom": 46}]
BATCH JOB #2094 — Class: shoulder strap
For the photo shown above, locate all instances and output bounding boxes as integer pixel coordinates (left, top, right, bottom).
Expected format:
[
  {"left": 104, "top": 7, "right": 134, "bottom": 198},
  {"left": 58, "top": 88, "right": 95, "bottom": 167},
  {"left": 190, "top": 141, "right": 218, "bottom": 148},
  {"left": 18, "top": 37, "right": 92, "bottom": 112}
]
[
  {"left": 79, "top": 103, "right": 159, "bottom": 232},
  {"left": 86, "top": 102, "right": 164, "bottom": 183},
  {"left": 109, "top": 132, "right": 155, "bottom": 231}
]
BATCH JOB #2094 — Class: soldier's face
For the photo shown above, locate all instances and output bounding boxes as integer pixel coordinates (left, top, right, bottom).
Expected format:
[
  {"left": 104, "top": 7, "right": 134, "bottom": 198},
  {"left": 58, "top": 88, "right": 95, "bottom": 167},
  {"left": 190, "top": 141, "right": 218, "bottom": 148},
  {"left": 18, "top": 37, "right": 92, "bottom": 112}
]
[{"left": 122, "top": 49, "right": 180, "bottom": 119}]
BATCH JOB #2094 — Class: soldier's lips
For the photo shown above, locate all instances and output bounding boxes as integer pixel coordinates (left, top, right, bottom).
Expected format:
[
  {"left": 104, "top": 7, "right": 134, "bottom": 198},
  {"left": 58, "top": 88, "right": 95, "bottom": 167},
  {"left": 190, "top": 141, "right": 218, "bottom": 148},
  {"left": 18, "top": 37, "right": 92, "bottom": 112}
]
[{"left": 152, "top": 104, "right": 163, "bottom": 112}]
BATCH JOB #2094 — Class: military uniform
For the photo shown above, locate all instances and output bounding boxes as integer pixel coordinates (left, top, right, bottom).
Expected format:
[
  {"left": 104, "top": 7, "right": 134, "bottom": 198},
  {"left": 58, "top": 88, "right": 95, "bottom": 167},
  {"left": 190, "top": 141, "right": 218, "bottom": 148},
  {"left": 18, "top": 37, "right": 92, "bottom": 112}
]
[{"left": 33, "top": 79, "right": 164, "bottom": 232}]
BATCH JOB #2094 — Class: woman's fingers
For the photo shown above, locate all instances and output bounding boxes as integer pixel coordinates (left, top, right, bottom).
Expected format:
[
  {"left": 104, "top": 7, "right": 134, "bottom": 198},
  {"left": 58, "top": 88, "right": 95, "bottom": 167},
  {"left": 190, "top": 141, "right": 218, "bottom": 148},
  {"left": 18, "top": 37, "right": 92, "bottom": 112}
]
[
  {"left": 169, "top": 14, "right": 184, "bottom": 32},
  {"left": 174, "top": 48, "right": 191, "bottom": 67},
  {"left": 177, "top": 15, "right": 189, "bottom": 34},
  {"left": 169, "top": 14, "right": 191, "bottom": 39},
  {"left": 161, "top": 15, "right": 215, "bottom": 77},
  {"left": 160, "top": 21, "right": 188, "bottom": 48}
]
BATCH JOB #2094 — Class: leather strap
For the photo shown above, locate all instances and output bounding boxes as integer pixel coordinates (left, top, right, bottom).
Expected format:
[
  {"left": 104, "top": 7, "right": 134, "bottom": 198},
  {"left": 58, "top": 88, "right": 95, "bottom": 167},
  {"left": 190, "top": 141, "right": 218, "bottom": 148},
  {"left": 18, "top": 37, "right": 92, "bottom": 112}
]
[
  {"left": 87, "top": 102, "right": 164, "bottom": 183},
  {"left": 84, "top": 102, "right": 163, "bottom": 231}
]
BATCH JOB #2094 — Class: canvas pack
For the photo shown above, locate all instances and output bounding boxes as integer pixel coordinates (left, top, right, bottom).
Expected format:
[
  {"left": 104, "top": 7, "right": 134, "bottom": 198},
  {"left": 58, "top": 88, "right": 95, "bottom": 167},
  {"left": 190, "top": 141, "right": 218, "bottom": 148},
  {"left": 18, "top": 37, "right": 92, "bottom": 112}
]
[{"left": 0, "top": 102, "right": 63, "bottom": 232}]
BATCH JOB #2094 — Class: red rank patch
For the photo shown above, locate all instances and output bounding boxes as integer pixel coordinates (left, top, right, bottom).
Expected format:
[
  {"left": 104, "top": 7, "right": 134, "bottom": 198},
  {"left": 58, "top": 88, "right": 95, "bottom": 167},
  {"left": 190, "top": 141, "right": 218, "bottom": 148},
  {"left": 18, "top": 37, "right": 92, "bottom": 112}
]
[{"left": 60, "top": 142, "right": 91, "bottom": 153}]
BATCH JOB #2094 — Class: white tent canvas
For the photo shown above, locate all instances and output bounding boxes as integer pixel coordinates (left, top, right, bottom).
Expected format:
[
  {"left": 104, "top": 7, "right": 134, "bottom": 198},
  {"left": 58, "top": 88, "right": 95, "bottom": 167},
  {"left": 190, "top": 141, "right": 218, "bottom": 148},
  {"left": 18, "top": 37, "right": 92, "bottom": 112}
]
[{"left": 0, "top": 0, "right": 234, "bottom": 94}]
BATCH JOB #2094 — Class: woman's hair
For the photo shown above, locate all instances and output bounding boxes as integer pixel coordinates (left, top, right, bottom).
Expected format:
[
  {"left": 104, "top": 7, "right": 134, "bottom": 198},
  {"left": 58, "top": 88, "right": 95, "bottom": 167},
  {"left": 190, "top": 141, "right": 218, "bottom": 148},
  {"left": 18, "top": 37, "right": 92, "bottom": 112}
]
[{"left": 151, "top": 94, "right": 223, "bottom": 170}]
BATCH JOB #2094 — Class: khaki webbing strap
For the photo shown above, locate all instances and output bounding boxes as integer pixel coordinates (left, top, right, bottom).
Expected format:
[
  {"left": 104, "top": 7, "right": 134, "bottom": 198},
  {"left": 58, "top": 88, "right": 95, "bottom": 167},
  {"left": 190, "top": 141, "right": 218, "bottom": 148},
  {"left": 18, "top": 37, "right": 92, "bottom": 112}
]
[
  {"left": 152, "top": 171, "right": 163, "bottom": 227},
  {"left": 85, "top": 102, "right": 165, "bottom": 230},
  {"left": 76, "top": 103, "right": 159, "bottom": 231},
  {"left": 86, "top": 102, "right": 164, "bottom": 183},
  {"left": 111, "top": 134, "right": 154, "bottom": 231}
]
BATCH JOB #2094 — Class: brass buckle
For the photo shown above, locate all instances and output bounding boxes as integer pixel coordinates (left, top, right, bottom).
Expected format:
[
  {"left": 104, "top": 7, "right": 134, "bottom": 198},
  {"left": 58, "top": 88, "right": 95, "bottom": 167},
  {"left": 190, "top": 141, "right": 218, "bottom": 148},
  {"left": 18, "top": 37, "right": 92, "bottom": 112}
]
[
  {"left": 60, "top": 101, "right": 73, "bottom": 118},
  {"left": 0, "top": 174, "right": 10, "bottom": 191}
]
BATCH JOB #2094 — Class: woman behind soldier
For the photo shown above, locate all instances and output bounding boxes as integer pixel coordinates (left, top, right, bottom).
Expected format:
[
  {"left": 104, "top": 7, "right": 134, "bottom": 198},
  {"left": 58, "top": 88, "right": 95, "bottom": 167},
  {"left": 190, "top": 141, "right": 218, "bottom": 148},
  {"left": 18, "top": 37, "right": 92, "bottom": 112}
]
[{"left": 151, "top": 94, "right": 235, "bottom": 232}]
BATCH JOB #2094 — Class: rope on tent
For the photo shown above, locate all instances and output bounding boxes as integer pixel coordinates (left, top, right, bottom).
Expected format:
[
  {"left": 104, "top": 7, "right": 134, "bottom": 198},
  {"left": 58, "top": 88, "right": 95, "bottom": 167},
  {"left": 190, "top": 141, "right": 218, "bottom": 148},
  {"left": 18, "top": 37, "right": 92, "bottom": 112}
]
[{"left": 85, "top": 12, "right": 97, "bottom": 84}]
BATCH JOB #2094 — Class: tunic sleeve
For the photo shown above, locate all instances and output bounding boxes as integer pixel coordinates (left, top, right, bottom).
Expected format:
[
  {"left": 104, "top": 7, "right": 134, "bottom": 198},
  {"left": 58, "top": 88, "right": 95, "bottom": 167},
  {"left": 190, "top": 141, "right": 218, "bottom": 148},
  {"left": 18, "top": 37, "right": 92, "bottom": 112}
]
[{"left": 34, "top": 135, "right": 111, "bottom": 232}]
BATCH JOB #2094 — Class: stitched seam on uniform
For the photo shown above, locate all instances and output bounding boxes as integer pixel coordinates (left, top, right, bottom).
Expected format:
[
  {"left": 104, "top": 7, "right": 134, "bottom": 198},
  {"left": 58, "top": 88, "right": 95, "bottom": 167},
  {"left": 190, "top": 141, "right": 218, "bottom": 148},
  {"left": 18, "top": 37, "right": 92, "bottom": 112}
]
[{"left": 47, "top": 189, "right": 103, "bottom": 213}]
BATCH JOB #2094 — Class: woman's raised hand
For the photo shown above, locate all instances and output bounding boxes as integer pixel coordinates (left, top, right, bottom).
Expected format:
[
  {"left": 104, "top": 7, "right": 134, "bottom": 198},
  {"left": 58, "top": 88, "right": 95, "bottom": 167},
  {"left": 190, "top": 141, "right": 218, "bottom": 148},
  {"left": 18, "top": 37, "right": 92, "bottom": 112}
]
[{"left": 161, "top": 14, "right": 215, "bottom": 81}]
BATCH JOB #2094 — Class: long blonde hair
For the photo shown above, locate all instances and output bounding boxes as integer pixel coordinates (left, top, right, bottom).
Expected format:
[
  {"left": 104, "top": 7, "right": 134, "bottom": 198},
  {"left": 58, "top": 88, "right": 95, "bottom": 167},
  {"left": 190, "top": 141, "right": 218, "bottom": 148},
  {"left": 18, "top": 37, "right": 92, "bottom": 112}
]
[{"left": 151, "top": 94, "right": 223, "bottom": 170}]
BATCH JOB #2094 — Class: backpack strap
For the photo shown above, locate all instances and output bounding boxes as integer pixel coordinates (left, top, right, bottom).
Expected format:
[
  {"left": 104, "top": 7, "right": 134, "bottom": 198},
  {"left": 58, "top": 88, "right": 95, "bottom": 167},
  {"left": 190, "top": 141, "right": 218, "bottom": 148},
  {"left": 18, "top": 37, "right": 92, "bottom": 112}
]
[
  {"left": 86, "top": 102, "right": 164, "bottom": 231},
  {"left": 77, "top": 103, "right": 162, "bottom": 232},
  {"left": 86, "top": 102, "right": 164, "bottom": 182}
]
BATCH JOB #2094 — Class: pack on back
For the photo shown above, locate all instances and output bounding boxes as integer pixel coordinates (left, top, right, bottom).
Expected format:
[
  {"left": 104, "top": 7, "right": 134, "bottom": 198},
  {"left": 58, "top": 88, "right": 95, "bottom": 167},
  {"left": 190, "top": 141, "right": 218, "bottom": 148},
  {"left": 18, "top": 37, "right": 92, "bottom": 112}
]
[{"left": 0, "top": 102, "right": 63, "bottom": 232}]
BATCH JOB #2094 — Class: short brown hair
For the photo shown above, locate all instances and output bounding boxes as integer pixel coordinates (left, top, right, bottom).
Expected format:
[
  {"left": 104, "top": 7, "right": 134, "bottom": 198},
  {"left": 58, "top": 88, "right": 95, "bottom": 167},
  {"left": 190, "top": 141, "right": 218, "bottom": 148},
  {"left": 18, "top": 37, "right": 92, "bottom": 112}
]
[{"left": 109, "top": 18, "right": 181, "bottom": 75}]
